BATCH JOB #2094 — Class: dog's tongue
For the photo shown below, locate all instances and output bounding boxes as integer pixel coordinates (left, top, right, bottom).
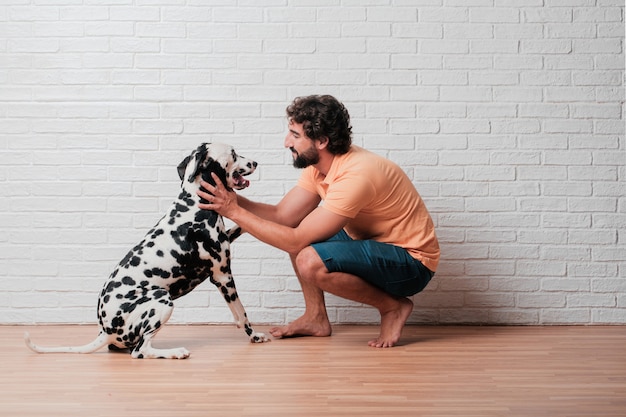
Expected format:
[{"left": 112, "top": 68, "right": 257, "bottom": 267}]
[{"left": 239, "top": 177, "right": 250, "bottom": 188}]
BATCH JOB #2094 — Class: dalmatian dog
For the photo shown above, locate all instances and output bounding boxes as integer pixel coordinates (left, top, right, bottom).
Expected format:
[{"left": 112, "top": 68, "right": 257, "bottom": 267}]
[{"left": 25, "top": 143, "right": 269, "bottom": 359}]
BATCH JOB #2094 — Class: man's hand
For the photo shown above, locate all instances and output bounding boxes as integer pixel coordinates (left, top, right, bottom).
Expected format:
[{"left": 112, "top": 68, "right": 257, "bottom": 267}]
[{"left": 197, "top": 173, "right": 239, "bottom": 219}]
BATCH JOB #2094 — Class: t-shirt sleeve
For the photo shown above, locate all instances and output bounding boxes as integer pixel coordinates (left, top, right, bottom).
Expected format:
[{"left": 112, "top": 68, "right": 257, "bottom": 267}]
[
  {"left": 296, "top": 167, "right": 319, "bottom": 194},
  {"left": 323, "top": 174, "right": 375, "bottom": 218}
]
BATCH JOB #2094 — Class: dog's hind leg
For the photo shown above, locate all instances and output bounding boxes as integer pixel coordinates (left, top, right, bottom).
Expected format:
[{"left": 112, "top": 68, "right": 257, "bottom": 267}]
[
  {"left": 211, "top": 272, "right": 269, "bottom": 343},
  {"left": 128, "top": 294, "right": 190, "bottom": 359},
  {"left": 131, "top": 335, "right": 190, "bottom": 359}
]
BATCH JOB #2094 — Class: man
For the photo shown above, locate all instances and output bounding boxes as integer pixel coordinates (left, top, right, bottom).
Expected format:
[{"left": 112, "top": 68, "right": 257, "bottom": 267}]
[{"left": 198, "top": 95, "right": 439, "bottom": 348}]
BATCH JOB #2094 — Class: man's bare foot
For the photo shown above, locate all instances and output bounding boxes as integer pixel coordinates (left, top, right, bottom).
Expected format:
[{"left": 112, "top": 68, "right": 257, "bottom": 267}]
[
  {"left": 368, "top": 297, "right": 414, "bottom": 348},
  {"left": 269, "top": 315, "right": 332, "bottom": 339}
]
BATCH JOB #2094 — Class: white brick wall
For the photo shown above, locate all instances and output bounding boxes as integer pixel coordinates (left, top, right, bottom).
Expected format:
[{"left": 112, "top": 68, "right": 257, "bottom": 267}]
[{"left": 0, "top": 1, "right": 624, "bottom": 325}]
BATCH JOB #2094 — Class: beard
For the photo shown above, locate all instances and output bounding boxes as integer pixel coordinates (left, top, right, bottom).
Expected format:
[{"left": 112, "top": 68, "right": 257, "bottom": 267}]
[{"left": 291, "top": 145, "right": 320, "bottom": 169}]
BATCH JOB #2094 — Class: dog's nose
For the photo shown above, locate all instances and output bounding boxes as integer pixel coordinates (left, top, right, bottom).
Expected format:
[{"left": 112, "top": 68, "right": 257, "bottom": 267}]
[{"left": 252, "top": 161, "right": 258, "bottom": 168}]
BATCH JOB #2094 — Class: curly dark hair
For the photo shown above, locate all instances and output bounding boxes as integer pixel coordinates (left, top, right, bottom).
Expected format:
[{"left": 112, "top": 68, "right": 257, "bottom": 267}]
[{"left": 286, "top": 95, "right": 352, "bottom": 155}]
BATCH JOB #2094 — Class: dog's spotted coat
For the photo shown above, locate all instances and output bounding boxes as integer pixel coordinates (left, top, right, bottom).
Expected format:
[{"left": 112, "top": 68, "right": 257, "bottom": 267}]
[{"left": 25, "top": 143, "right": 269, "bottom": 359}]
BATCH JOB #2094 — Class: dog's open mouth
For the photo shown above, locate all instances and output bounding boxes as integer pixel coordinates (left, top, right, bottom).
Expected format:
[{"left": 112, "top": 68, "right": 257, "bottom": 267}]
[{"left": 232, "top": 171, "right": 251, "bottom": 189}]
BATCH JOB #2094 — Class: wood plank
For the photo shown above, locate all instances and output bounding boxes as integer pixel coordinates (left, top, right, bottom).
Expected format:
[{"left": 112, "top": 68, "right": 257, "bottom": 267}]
[{"left": 1, "top": 325, "right": 625, "bottom": 417}]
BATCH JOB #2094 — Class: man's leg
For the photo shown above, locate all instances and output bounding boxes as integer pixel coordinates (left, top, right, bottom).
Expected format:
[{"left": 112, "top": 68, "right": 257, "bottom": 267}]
[
  {"left": 269, "top": 253, "right": 332, "bottom": 338},
  {"left": 272, "top": 246, "right": 414, "bottom": 348}
]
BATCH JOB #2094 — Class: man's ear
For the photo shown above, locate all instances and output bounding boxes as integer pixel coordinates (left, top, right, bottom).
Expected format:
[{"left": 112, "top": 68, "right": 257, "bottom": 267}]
[{"left": 316, "top": 136, "right": 329, "bottom": 150}]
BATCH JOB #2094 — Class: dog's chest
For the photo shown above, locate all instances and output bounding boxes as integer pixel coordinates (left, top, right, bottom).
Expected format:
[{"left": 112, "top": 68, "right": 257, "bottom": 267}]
[
  {"left": 106, "top": 196, "right": 229, "bottom": 293},
  {"left": 150, "top": 197, "right": 228, "bottom": 261}
]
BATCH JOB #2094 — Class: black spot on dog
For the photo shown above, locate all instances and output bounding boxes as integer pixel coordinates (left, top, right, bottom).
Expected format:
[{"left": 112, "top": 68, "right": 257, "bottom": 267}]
[
  {"left": 111, "top": 315, "right": 125, "bottom": 329},
  {"left": 119, "top": 252, "right": 133, "bottom": 267},
  {"left": 154, "top": 289, "right": 168, "bottom": 300},
  {"left": 194, "top": 208, "right": 218, "bottom": 227},
  {"left": 122, "top": 276, "right": 136, "bottom": 286},
  {"left": 105, "top": 281, "right": 122, "bottom": 293},
  {"left": 135, "top": 296, "right": 151, "bottom": 306},
  {"left": 144, "top": 268, "right": 171, "bottom": 279},
  {"left": 170, "top": 222, "right": 194, "bottom": 252},
  {"left": 179, "top": 191, "right": 195, "bottom": 207},
  {"left": 120, "top": 302, "right": 136, "bottom": 314},
  {"left": 175, "top": 202, "right": 189, "bottom": 213}
]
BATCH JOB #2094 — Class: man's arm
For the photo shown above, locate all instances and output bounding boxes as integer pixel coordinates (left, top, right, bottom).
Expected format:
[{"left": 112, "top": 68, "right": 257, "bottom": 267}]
[
  {"left": 198, "top": 175, "right": 348, "bottom": 255},
  {"left": 236, "top": 186, "right": 321, "bottom": 228}
]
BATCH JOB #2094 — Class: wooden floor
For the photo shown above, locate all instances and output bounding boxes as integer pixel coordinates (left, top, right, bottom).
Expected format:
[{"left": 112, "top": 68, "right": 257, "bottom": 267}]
[{"left": 1, "top": 325, "right": 625, "bottom": 417}]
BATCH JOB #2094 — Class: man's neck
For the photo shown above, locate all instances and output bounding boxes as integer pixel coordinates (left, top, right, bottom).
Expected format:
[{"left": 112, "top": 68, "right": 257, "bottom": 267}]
[{"left": 313, "top": 150, "right": 335, "bottom": 177}]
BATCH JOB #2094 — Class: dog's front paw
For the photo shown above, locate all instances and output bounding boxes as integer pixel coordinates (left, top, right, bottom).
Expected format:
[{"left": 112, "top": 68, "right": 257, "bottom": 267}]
[{"left": 250, "top": 332, "right": 270, "bottom": 343}]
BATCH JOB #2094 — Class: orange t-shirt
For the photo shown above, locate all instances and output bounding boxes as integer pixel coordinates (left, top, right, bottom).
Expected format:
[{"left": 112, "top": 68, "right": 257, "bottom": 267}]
[{"left": 297, "top": 146, "right": 440, "bottom": 272}]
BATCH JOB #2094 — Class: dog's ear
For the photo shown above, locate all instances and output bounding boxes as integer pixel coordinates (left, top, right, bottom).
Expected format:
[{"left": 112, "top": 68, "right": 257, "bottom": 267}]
[
  {"left": 176, "top": 155, "right": 191, "bottom": 180},
  {"left": 178, "top": 144, "right": 210, "bottom": 183}
]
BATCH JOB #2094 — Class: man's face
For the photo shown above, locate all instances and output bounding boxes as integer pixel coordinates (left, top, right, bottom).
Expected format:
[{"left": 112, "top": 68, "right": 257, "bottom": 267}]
[{"left": 285, "top": 120, "right": 319, "bottom": 169}]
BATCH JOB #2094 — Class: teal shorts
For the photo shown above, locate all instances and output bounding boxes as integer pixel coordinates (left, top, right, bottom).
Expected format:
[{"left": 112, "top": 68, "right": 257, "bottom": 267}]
[{"left": 310, "top": 230, "right": 434, "bottom": 298}]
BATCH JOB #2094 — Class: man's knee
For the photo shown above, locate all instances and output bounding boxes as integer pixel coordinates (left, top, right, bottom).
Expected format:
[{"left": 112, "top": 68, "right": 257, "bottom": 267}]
[{"left": 294, "top": 246, "right": 327, "bottom": 282}]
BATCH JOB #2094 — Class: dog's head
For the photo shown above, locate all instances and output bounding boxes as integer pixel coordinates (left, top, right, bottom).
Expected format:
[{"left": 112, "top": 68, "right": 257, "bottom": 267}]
[{"left": 177, "top": 143, "right": 257, "bottom": 190}]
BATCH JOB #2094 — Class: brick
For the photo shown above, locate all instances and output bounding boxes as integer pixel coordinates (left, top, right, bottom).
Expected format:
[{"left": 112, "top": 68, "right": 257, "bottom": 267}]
[
  {"left": 568, "top": 197, "right": 617, "bottom": 212},
  {"left": 444, "top": 23, "right": 493, "bottom": 39},
  {"left": 545, "top": 55, "right": 594, "bottom": 70},
  {"left": 524, "top": 8, "right": 572, "bottom": 23},
  {"left": 490, "top": 213, "right": 540, "bottom": 228},
  {"left": 574, "top": 38, "right": 622, "bottom": 53},
  {"left": 597, "top": 23, "right": 625, "bottom": 38},
  {"left": 469, "top": 71, "right": 518, "bottom": 86},
  {"left": 542, "top": 213, "right": 592, "bottom": 228},
  {"left": 494, "top": 55, "right": 543, "bottom": 70},
  {"left": 520, "top": 71, "right": 570, "bottom": 86},
  {"left": 420, "top": 40, "right": 469, "bottom": 54},
  {"left": 494, "top": 23, "right": 544, "bottom": 39},
  {"left": 592, "top": 309, "right": 626, "bottom": 324},
  {"left": 573, "top": 7, "right": 623, "bottom": 22},
  {"left": 493, "top": 86, "right": 543, "bottom": 102},
  {"left": 541, "top": 309, "right": 590, "bottom": 324},
  {"left": 470, "top": 7, "right": 519, "bottom": 23},
  {"left": 521, "top": 39, "right": 572, "bottom": 54},
  {"left": 420, "top": 7, "right": 468, "bottom": 23},
  {"left": 393, "top": 23, "right": 442, "bottom": 39},
  {"left": 535, "top": 193, "right": 590, "bottom": 211},
  {"left": 543, "top": 181, "right": 592, "bottom": 196},
  {"left": 465, "top": 293, "right": 516, "bottom": 308},
  {"left": 518, "top": 293, "right": 566, "bottom": 308}
]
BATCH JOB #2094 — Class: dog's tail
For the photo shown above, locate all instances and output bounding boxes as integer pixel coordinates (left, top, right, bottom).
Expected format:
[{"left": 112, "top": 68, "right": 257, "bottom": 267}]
[
  {"left": 24, "top": 331, "right": 110, "bottom": 354},
  {"left": 226, "top": 226, "right": 243, "bottom": 243}
]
